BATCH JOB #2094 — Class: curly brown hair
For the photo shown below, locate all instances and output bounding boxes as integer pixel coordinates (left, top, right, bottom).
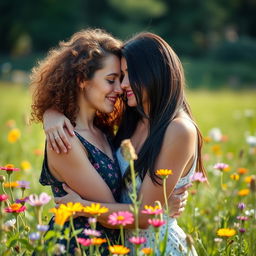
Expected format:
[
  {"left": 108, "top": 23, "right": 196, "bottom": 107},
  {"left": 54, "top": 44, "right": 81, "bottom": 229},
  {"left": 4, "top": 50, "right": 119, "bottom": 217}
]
[{"left": 31, "top": 29, "right": 123, "bottom": 135}]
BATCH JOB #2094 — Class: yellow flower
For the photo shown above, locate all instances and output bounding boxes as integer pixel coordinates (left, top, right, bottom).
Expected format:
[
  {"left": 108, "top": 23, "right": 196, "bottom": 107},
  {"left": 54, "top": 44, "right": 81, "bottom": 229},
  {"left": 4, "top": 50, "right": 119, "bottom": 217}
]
[
  {"left": 221, "top": 184, "right": 228, "bottom": 190},
  {"left": 155, "top": 169, "right": 173, "bottom": 178},
  {"left": 60, "top": 202, "right": 84, "bottom": 214},
  {"left": 83, "top": 203, "right": 108, "bottom": 216},
  {"left": 3, "top": 181, "right": 19, "bottom": 188},
  {"left": 7, "top": 128, "right": 21, "bottom": 143},
  {"left": 237, "top": 168, "right": 249, "bottom": 175},
  {"left": 21, "top": 161, "right": 31, "bottom": 171},
  {"left": 49, "top": 207, "right": 72, "bottom": 226},
  {"left": 238, "top": 189, "right": 250, "bottom": 196},
  {"left": 217, "top": 228, "right": 236, "bottom": 237},
  {"left": 91, "top": 238, "right": 107, "bottom": 246},
  {"left": 204, "top": 136, "right": 212, "bottom": 143},
  {"left": 120, "top": 139, "right": 138, "bottom": 161},
  {"left": 211, "top": 145, "right": 222, "bottom": 155},
  {"left": 141, "top": 248, "right": 153, "bottom": 255},
  {"left": 230, "top": 174, "right": 239, "bottom": 181},
  {"left": 244, "top": 176, "right": 253, "bottom": 184},
  {"left": 109, "top": 245, "right": 130, "bottom": 255}
]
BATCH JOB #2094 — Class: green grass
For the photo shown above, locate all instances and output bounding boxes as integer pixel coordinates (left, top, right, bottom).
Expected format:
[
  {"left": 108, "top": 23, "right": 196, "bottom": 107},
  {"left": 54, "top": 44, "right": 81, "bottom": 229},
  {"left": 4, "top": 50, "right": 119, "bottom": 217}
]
[{"left": 0, "top": 82, "right": 255, "bottom": 255}]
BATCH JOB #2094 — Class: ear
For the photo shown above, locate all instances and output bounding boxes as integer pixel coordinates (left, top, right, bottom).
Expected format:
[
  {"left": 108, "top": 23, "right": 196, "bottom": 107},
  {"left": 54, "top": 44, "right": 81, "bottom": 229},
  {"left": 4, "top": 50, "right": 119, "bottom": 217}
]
[{"left": 78, "top": 79, "right": 89, "bottom": 89}]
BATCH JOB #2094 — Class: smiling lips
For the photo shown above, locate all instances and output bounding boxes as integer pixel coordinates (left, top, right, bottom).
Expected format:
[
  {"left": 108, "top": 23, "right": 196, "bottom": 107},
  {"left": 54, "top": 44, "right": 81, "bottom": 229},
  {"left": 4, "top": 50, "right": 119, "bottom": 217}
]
[
  {"left": 126, "top": 90, "right": 134, "bottom": 98},
  {"left": 107, "top": 96, "right": 117, "bottom": 104}
]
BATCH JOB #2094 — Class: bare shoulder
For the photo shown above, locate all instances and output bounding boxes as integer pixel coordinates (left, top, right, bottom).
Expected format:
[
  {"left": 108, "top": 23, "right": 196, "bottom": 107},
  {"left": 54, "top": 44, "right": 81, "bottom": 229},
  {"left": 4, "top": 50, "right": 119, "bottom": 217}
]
[{"left": 165, "top": 117, "right": 197, "bottom": 144}]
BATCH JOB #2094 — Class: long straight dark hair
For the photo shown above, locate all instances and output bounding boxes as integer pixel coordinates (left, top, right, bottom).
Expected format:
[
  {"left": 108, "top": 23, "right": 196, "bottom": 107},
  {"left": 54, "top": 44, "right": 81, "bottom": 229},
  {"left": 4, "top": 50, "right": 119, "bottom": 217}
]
[{"left": 114, "top": 32, "right": 205, "bottom": 185}]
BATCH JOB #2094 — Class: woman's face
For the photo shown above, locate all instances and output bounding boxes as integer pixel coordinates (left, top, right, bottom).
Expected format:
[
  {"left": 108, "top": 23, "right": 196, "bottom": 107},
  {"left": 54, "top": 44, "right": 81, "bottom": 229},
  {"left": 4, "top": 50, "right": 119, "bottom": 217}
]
[
  {"left": 82, "top": 54, "right": 122, "bottom": 113},
  {"left": 120, "top": 57, "right": 137, "bottom": 107}
]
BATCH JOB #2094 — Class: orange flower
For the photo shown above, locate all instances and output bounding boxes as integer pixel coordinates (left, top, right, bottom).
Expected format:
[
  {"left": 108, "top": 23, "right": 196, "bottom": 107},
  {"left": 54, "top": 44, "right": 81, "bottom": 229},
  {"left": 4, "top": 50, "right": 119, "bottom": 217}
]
[
  {"left": 237, "top": 168, "right": 249, "bottom": 175},
  {"left": 141, "top": 247, "right": 153, "bottom": 255},
  {"left": 204, "top": 136, "right": 212, "bottom": 143},
  {"left": 7, "top": 128, "right": 21, "bottom": 143},
  {"left": 33, "top": 149, "right": 43, "bottom": 156},
  {"left": 217, "top": 228, "right": 236, "bottom": 237},
  {"left": 3, "top": 181, "right": 19, "bottom": 188},
  {"left": 155, "top": 169, "right": 173, "bottom": 178},
  {"left": 109, "top": 245, "right": 130, "bottom": 255},
  {"left": 211, "top": 145, "right": 222, "bottom": 155},
  {"left": 238, "top": 189, "right": 250, "bottom": 196},
  {"left": 5, "top": 203, "right": 26, "bottom": 213},
  {"left": 83, "top": 203, "right": 108, "bottom": 216},
  {"left": 49, "top": 207, "right": 72, "bottom": 226},
  {"left": 91, "top": 238, "right": 107, "bottom": 246}
]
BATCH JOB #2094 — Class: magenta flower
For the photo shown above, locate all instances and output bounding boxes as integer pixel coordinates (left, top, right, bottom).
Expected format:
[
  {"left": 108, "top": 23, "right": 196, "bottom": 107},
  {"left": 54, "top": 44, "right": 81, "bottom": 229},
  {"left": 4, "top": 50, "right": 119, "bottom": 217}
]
[
  {"left": 15, "top": 197, "right": 28, "bottom": 204},
  {"left": 0, "top": 165, "right": 19, "bottom": 172},
  {"left": 83, "top": 229, "right": 101, "bottom": 237},
  {"left": 213, "top": 163, "right": 229, "bottom": 171},
  {"left": 0, "top": 194, "right": 8, "bottom": 202},
  {"left": 237, "top": 216, "right": 249, "bottom": 221},
  {"left": 27, "top": 192, "right": 51, "bottom": 206},
  {"left": 77, "top": 238, "right": 92, "bottom": 246},
  {"left": 129, "top": 236, "right": 147, "bottom": 245},
  {"left": 238, "top": 203, "right": 246, "bottom": 210},
  {"left": 108, "top": 211, "right": 134, "bottom": 226},
  {"left": 148, "top": 218, "right": 166, "bottom": 228},
  {"left": 239, "top": 228, "right": 246, "bottom": 233},
  {"left": 17, "top": 180, "right": 30, "bottom": 189},
  {"left": 141, "top": 205, "right": 163, "bottom": 215},
  {"left": 191, "top": 172, "right": 207, "bottom": 183}
]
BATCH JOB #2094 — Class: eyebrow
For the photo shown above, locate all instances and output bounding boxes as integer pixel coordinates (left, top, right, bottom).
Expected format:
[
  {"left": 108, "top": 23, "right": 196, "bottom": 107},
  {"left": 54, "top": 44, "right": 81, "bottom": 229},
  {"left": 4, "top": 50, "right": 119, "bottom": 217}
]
[{"left": 106, "top": 72, "right": 119, "bottom": 77}]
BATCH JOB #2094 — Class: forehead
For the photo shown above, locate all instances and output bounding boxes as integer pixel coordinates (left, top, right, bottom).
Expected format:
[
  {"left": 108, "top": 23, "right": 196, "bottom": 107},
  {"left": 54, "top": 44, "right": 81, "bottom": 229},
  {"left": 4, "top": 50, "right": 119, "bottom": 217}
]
[
  {"left": 121, "top": 57, "right": 127, "bottom": 71},
  {"left": 100, "top": 54, "right": 120, "bottom": 74}
]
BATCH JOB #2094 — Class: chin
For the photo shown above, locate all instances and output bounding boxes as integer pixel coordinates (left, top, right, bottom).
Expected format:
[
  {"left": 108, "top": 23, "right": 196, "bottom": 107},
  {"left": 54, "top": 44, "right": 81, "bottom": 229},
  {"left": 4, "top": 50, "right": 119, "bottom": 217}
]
[{"left": 127, "top": 99, "right": 137, "bottom": 107}]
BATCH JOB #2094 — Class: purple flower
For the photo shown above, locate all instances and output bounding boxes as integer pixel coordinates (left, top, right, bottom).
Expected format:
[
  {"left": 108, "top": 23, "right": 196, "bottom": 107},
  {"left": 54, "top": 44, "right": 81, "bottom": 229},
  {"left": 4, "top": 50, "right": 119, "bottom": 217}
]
[
  {"left": 15, "top": 197, "right": 28, "bottom": 204},
  {"left": 29, "top": 232, "right": 40, "bottom": 240},
  {"left": 83, "top": 229, "right": 101, "bottom": 237},
  {"left": 37, "top": 224, "right": 49, "bottom": 232},
  {"left": 238, "top": 203, "right": 246, "bottom": 210},
  {"left": 27, "top": 192, "right": 51, "bottom": 206},
  {"left": 213, "top": 163, "right": 229, "bottom": 171},
  {"left": 239, "top": 228, "right": 246, "bottom": 233},
  {"left": 191, "top": 172, "right": 207, "bottom": 183},
  {"left": 17, "top": 180, "right": 30, "bottom": 189}
]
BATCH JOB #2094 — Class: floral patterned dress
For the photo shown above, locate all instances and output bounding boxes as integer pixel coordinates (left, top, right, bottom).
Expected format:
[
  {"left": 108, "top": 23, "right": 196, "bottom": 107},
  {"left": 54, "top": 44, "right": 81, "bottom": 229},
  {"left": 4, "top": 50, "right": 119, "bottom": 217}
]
[{"left": 40, "top": 131, "right": 122, "bottom": 255}]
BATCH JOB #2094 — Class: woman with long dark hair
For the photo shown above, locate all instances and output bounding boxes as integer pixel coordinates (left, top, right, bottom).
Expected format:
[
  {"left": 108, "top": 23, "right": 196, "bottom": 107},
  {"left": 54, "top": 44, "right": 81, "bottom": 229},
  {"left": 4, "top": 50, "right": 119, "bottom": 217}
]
[{"left": 44, "top": 32, "right": 203, "bottom": 255}]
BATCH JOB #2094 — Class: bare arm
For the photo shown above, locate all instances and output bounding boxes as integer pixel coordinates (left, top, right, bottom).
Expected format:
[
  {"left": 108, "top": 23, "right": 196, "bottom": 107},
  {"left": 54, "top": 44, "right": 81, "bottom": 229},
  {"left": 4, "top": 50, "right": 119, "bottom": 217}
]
[{"left": 47, "top": 131, "right": 116, "bottom": 203}]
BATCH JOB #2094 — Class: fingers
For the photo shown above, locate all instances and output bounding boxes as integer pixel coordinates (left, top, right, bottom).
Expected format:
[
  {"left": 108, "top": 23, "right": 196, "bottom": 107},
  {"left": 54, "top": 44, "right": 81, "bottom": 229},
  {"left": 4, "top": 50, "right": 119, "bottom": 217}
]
[
  {"left": 64, "top": 119, "right": 75, "bottom": 137},
  {"left": 48, "top": 132, "right": 60, "bottom": 154},
  {"left": 173, "top": 183, "right": 192, "bottom": 196},
  {"left": 54, "top": 128, "right": 69, "bottom": 153}
]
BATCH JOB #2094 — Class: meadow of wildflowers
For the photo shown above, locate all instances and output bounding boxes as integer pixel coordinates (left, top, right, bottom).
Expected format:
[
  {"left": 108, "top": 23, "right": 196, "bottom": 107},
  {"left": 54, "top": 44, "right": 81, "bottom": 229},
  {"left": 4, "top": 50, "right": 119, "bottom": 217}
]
[{"left": 0, "top": 82, "right": 255, "bottom": 255}]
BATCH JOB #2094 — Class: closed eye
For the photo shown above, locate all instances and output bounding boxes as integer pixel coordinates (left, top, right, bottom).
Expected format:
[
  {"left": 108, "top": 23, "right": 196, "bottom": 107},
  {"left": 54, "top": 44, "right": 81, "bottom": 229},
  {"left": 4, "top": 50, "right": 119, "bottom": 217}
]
[{"left": 106, "top": 79, "right": 115, "bottom": 84}]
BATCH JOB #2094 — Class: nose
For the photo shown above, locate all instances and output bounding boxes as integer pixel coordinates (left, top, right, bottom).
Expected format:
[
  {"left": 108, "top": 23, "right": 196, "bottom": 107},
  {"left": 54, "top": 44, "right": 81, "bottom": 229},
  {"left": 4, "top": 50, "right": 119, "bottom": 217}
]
[
  {"left": 121, "top": 74, "right": 129, "bottom": 90},
  {"left": 114, "top": 80, "right": 123, "bottom": 95}
]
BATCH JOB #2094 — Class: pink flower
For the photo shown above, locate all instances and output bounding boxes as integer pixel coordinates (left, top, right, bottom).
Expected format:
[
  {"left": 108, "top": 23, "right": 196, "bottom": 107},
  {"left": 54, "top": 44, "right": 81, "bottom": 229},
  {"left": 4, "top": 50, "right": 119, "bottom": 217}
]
[
  {"left": 17, "top": 180, "right": 30, "bottom": 189},
  {"left": 108, "top": 211, "right": 134, "bottom": 226},
  {"left": 0, "top": 194, "right": 8, "bottom": 202},
  {"left": 129, "top": 236, "right": 147, "bottom": 245},
  {"left": 148, "top": 218, "right": 166, "bottom": 228},
  {"left": 77, "top": 238, "right": 92, "bottom": 246},
  {"left": 88, "top": 217, "right": 97, "bottom": 224},
  {"left": 27, "top": 192, "right": 51, "bottom": 206},
  {"left": 237, "top": 216, "right": 249, "bottom": 221},
  {"left": 213, "top": 163, "right": 229, "bottom": 171},
  {"left": 83, "top": 229, "right": 101, "bottom": 237},
  {"left": 5, "top": 203, "right": 26, "bottom": 213},
  {"left": 0, "top": 165, "right": 19, "bottom": 173},
  {"left": 191, "top": 172, "right": 207, "bottom": 183}
]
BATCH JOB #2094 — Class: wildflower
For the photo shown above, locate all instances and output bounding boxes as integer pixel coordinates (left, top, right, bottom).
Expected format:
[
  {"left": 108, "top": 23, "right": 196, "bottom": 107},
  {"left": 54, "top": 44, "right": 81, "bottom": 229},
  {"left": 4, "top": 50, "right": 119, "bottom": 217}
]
[
  {"left": 4, "top": 218, "right": 16, "bottom": 228},
  {"left": 1, "top": 164, "right": 20, "bottom": 173},
  {"left": 244, "top": 176, "right": 253, "bottom": 184},
  {"left": 141, "top": 205, "right": 163, "bottom": 215},
  {"left": 230, "top": 174, "right": 239, "bottom": 181},
  {"left": 209, "top": 128, "right": 222, "bottom": 142},
  {"left": 7, "top": 128, "right": 21, "bottom": 143},
  {"left": 20, "top": 161, "right": 31, "bottom": 171},
  {"left": 213, "top": 163, "right": 229, "bottom": 172},
  {"left": 77, "top": 238, "right": 92, "bottom": 247},
  {"left": 109, "top": 245, "right": 130, "bottom": 255},
  {"left": 91, "top": 238, "right": 107, "bottom": 246},
  {"left": 88, "top": 217, "right": 97, "bottom": 224},
  {"left": 155, "top": 169, "right": 173, "bottom": 178},
  {"left": 221, "top": 184, "right": 228, "bottom": 190},
  {"left": 236, "top": 216, "right": 248, "bottom": 221},
  {"left": 29, "top": 232, "right": 40, "bottom": 241},
  {"left": 237, "top": 168, "right": 248, "bottom": 175},
  {"left": 37, "top": 224, "right": 49, "bottom": 232},
  {"left": 214, "top": 238, "right": 223, "bottom": 243},
  {"left": 83, "top": 229, "right": 101, "bottom": 237},
  {"left": 5, "top": 119, "right": 16, "bottom": 128},
  {"left": 217, "top": 228, "right": 236, "bottom": 237},
  {"left": 148, "top": 218, "right": 166, "bottom": 228},
  {"left": 245, "top": 209, "right": 255, "bottom": 216},
  {"left": 59, "top": 202, "right": 83, "bottom": 214},
  {"left": 141, "top": 248, "right": 153, "bottom": 255},
  {"left": 211, "top": 145, "right": 222, "bottom": 155},
  {"left": 27, "top": 192, "right": 51, "bottom": 206},
  {"left": 17, "top": 180, "right": 30, "bottom": 189},
  {"left": 238, "top": 203, "right": 246, "bottom": 210},
  {"left": 121, "top": 139, "right": 138, "bottom": 161},
  {"left": 239, "top": 228, "right": 246, "bottom": 234},
  {"left": 108, "top": 211, "right": 134, "bottom": 226},
  {"left": 15, "top": 197, "right": 28, "bottom": 204},
  {"left": 54, "top": 244, "right": 66, "bottom": 255},
  {"left": 129, "top": 236, "right": 147, "bottom": 245},
  {"left": 5, "top": 203, "right": 26, "bottom": 213},
  {"left": 238, "top": 189, "right": 250, "bottom": 196},
  {"left": 0, "top": 194, "right": 8, "bottom": 202},
  {"left": 3, "top": 181, "right": 19, "bottom": 188},
  {"left": 49, "top": 207, "right": 72, "bottom": 226},
  {"left": 204, "top": 136, "right": 212, "bottom": 143},
  {"left": 83, "top": 203, "right": 108, "bottom": 216},
  {"left": 191, "top": 172, "right": 207, "bottom": 183},
  {"left": 246, "top": 135, "right": 256, "bottom": 147}
]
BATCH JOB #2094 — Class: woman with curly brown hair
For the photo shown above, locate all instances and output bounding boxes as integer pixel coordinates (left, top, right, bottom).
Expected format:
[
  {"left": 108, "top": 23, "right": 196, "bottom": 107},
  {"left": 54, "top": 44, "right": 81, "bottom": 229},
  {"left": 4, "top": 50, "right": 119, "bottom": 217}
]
[{"left": 31, "top": 29, "right": 124, "bottom": 255}]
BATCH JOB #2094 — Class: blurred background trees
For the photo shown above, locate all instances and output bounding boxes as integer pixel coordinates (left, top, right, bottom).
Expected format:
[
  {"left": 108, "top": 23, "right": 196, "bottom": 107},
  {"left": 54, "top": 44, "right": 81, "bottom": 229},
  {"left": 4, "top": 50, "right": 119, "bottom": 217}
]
[{"left": 1, "top": 0, "right": 256, "bottom": 88}]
